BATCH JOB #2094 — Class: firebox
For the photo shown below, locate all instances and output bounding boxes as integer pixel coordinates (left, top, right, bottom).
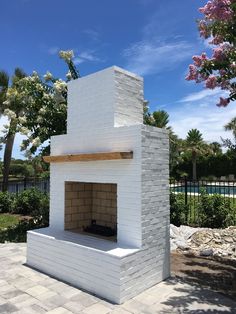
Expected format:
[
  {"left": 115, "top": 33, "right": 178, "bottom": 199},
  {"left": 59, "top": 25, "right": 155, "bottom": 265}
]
[{"left": 64, "top": 182, "right": 117, "bottom": 240}]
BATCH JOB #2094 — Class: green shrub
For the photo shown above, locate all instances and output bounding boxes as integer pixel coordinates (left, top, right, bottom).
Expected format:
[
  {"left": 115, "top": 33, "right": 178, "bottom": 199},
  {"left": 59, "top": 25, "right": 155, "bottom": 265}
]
[
  {"left": 0, "top": 188, "right": 49, "bottom": 243},
  {"left": 170, "top": 193, "right": 189, "bottom": 226},
  {"left": 196, "top": 189, "right": 236, "bottom": 228},
  {"left": 0, "top": 192, "right": 14, "bottom": 213},
  {"left": 0, "top": 217, "right": 48, "bottom": 243},
  {"left": 12, "top": 188, "right": 49, "bottom": 216}
]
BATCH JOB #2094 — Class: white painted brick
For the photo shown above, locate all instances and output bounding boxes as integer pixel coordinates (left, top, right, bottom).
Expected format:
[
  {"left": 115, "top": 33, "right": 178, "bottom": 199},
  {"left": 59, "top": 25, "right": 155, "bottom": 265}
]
[{"left": 27, "top": 66, "right": 169, "bottom": 304}]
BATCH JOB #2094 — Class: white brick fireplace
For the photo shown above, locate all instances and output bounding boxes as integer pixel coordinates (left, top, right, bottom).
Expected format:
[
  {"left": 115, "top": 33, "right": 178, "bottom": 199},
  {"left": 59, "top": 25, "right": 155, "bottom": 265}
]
[{"left": 27, "top": 66, "right": 170, "bottom": 304}]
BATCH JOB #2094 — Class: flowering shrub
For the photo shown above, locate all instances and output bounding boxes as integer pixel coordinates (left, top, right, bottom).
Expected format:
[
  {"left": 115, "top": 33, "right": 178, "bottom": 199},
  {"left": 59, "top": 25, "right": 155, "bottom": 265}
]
[
  {"left": 186, "top": 0, "right": 236, "bottom": 106},
  {"left": 1, "top": 50, "right": 79, "bottom": 156}
]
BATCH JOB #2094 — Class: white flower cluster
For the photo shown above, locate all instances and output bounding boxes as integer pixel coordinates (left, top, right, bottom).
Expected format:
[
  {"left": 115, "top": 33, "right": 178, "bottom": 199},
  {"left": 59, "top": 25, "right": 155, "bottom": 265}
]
[
  {"left": 18, "top": 116, "right": 27, "bottom": 124},
  {"left": 66, "top": 71, "right": 72, "bottom": 80},
  {"left": 53, "top": 79, "right": 67, "bottom": 93},
  {"left": 31, "top": 137, "right": 41, "bottom": 147},
  {"left": 59, "top": 50, "right": 74, "bottom": 62},
  {"left": 44, "top": 71, "right": 53, "bottom": 82},
  {"left": 3, "top": 109, "right": 16, "bottom": 120},
  {"left": 32, "top": 71, "right": 39, "bottom": 77},
  {"left": 1, "top": 124, "right": 9, "bottom": 134},
  {"left": 18, "top": 126, "right": 30, "bottom": 136},
  {"left": 39, "top": 106, "right": 47, "bottom": 115}
]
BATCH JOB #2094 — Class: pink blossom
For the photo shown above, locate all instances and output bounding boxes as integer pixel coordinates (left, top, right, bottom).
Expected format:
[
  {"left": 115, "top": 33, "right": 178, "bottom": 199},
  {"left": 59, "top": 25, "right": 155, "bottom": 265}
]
[
  {"left": 192, "top": 53, "right": 208, "bottom": 67},
  {"left": 217, "top": 97, "right": 230, "bottom": 107},
  {"left": 230, "top": 62, "right": 236, "bottom": 70},
  {"left": 219, "top": 79, "right": 230, "bottom": 89},
  {"left": 219, "top": 69, "right": 227, "bottom": 76},
  {"left": 192, "top": 55, "right": 202, "bottom": 67},
  {"left": 201, "top": 53, "right": 208, "bottom": 60},
  {"left": 212, "top": 47, "right": 224, "bottom": 60},
  {"left": 185, "top": 65, "right": 199, "bottom": 81},
  {"left": 199, "top": 0, "right": 233, "bottom": 21},
  {"left": 205, "top": 75, "right": 218, "bottom": 89}
]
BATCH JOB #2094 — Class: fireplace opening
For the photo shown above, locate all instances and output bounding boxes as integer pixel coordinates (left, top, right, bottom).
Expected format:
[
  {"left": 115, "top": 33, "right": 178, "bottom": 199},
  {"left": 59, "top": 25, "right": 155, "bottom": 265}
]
[{"left": 64, "top": 182, "right": 117, "bottom": 241}]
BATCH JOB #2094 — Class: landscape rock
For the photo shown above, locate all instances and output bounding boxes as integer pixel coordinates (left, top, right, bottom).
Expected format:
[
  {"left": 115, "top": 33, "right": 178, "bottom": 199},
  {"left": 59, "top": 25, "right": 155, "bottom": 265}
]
[
  {"left": 170, "top": 224, "right": 236, "bottom": 260},
  {"left": 200, "top": 248, "right": 214, "bottom": 257}
]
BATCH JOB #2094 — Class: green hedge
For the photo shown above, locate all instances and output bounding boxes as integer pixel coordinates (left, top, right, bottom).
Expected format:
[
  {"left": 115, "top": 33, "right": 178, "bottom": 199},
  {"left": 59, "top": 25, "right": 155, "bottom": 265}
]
[
  {"left": 0, "top": 188, "right": 49, "bottom": 243},
  {"left": 0, "top": 189, "right": 49, "bottom": 217},
  {"left": 170, "top": 190, "right": 236, "bottom": 228}
]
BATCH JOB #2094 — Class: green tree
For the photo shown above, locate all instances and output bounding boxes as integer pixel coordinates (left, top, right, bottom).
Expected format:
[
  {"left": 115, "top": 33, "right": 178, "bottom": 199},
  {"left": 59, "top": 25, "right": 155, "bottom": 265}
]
[
  {"left": 209, "top": 141, "right": 222, "bottom": 155},
  {"left": 152, "top": 110, "right": 169, "bottom": 128},
  {"left": 222, "top": 117, "right": 236, "bottom": 151},
  {"left": 144, "top": 108, "right": 170, "bottom": 128},
  {"left": 169, "top": 131, "right": 183, "bottom": 176},
  {"left": 0, "top": 68, "right": 26, "bottom": 191},
  {"left": 225, "top": 117, "right": 236, "bottom": 138},
  {"left": 184, "top": 129, "right": 209, "bottom": 181}
]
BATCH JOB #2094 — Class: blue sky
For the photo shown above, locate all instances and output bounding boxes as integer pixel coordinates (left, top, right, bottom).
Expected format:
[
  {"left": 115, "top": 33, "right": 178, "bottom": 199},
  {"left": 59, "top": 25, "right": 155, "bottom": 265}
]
[{"left": 1, "top": 0, "right": 236, "bottom": 158}]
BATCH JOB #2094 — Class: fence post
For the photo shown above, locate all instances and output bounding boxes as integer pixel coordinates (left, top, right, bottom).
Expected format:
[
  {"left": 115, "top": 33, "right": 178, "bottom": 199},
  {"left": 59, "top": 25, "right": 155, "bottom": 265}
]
[
  {"left": 23, "top": 177, "right": 27, "bottom": 190},
  {"left": 43, "top": 180, "right": 47, "bottom": 193},
  {"left": 184, "top": 176, "right": 188, "bottom": 205}
]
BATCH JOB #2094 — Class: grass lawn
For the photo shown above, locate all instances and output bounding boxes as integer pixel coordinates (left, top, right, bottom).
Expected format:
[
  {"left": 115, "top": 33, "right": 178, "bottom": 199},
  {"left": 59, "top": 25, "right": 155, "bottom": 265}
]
[{"left": 0, "top": 214, "right": 20, "bottom": 230}]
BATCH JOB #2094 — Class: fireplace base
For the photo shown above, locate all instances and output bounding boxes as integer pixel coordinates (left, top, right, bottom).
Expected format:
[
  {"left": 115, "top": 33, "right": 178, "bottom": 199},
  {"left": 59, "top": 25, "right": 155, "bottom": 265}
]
[{"left": 27, "top": 228, "right": 168, "bottom": 304}]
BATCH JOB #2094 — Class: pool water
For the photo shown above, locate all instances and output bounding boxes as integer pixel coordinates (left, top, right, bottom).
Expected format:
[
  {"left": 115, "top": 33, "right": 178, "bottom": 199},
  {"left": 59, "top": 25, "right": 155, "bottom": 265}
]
[{"left": 172, "top": 184, "right": 236, "bottom": 195}]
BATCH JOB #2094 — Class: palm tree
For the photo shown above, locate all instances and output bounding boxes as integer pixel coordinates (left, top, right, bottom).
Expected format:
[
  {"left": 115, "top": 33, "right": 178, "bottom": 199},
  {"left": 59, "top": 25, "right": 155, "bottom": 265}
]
[
  {"left": 209, "top": 141, "right": 222, "bottom": 155},
  {"left": 152, "top": 110, "right": 169, "bottom": 128},
  {"left": 184, "top": 129, "right": 209, "bottom": 181},
  {"left": 225, "top": 117, "right": 236, "bottom": 138},
  {"left": 0, "top": 68, "right": 26, "bottom": 191}
]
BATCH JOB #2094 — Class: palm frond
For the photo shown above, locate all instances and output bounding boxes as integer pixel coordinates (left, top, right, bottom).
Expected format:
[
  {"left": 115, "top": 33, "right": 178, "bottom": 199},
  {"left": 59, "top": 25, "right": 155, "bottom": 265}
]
[
  {"left": 0, "top": 70, "right": 9, "bottom": 89},
  {"left": 12, "top": 68, "right": 27, "bottom": 85},
  {"left": 0, "top": 70, "right": 9, "bottom": 112}
]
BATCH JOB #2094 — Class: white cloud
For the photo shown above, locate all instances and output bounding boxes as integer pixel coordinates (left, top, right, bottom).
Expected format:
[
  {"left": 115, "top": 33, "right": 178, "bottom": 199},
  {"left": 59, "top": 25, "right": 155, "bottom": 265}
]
[
  {"left": 123, "top": 40, "right": 193, "bottom": 76},
  {"left": 169, "top": 89, "right": 236, "bottom": 143},
  {"left": 74, "top": 50, "right": 101, "bottom": 65},
  {"left": 179, "top": 88, "right": 228, "bottom": 103},
  {"left": 82, "top": 29, "right": 100, "bottom": 41},
  {"left": 48, "top": 47, "right": 59, "bottom": 55}
]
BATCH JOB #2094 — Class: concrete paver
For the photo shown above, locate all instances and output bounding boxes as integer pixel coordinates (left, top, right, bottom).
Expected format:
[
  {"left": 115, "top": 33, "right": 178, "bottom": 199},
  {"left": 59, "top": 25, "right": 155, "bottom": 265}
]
[{"left": 0, "top": 243, "right": 236, "bottom": 313}]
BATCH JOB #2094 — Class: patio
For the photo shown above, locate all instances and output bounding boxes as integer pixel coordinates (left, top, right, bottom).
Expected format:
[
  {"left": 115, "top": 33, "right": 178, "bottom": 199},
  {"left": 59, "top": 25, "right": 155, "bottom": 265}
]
[{"left": 0, "top": 243, "right": 235, "bottom": 313}]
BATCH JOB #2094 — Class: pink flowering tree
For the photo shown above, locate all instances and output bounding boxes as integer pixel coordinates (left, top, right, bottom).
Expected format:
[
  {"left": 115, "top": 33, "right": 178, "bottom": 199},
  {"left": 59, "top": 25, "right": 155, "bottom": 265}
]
[{"left": 186, "top": 0, "right": 236, "bottom": 106}]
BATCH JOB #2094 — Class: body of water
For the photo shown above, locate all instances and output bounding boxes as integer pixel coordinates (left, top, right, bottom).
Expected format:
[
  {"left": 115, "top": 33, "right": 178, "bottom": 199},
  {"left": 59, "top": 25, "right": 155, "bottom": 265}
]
[{"left": 172, "top": 184, "right": 236, "bottom": 196}]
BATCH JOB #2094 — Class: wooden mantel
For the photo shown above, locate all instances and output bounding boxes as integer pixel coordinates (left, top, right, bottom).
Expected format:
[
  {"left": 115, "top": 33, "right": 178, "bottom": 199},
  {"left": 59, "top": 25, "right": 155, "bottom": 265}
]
[{"left": 43, "top": 151, "right": 133, "bottom": 163}]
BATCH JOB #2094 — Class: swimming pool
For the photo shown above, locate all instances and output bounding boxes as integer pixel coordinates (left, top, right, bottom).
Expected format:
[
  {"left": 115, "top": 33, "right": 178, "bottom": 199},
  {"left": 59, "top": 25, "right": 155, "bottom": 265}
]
[{"left": 171, "top": 184, "right": 236, "bottom": 196}]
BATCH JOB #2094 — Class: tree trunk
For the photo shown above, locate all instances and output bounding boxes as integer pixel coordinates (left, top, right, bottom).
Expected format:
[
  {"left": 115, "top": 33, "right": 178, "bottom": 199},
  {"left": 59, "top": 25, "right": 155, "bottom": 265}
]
[
  {"left": 192, "top": 151, "right": 197, "bottom": 181},
  {"left": 2, "top": 123, "right": 16, "bottom": 192}
]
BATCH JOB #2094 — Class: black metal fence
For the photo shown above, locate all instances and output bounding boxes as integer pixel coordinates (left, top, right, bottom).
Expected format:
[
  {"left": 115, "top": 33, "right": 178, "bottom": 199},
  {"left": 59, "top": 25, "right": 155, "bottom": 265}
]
[
  {"left": 170, "top": 177, "right": 236, "bottom": 226},
  {"left": 0, "top": 178, "right": 50, "bottom": 194},
  {"left": 2, "top": 176, "right": 236, "bottom": 204},
  {"left": 170, "top": 177, "right": 236, "bottom": 208}
]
